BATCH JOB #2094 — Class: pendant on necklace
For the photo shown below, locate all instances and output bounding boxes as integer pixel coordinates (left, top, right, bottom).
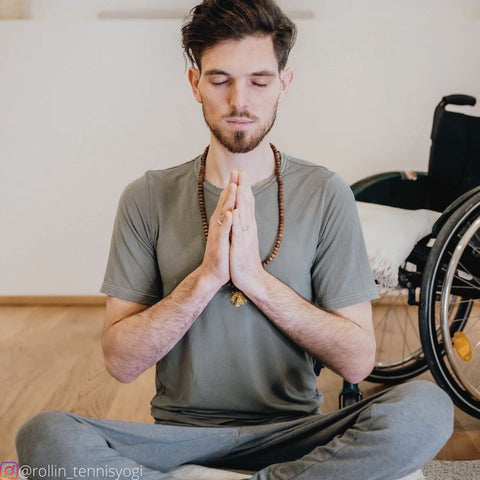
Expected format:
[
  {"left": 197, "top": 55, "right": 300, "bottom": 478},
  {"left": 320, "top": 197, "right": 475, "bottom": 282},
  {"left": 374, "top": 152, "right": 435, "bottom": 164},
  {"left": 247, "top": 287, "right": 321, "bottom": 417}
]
[{"left": 231, "top": 290, "right": 248, "bottom": 307}]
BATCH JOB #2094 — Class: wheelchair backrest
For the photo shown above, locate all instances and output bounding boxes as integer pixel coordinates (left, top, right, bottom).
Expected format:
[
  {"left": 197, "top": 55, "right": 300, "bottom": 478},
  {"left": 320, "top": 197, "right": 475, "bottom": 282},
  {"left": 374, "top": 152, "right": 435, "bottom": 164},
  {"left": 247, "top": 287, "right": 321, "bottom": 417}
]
[{"left": 428, "top": 102, "right": 480, "bottom": 212}]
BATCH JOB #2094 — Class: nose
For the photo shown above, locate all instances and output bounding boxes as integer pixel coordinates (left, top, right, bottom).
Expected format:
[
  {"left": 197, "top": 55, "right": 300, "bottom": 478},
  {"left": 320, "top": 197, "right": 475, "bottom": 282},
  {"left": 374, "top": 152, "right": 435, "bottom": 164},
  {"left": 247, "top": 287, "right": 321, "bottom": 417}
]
[{"left": 228, "top": 81, "right": 248, "bottom": 111}]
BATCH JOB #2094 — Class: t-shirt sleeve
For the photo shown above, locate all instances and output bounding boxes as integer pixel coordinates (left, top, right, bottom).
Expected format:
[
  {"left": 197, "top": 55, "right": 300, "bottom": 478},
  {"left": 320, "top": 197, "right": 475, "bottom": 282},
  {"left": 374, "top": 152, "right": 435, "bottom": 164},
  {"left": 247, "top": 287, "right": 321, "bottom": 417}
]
[
  {"left": 100, "top": 174, "right": 163, "bottom": 306},
  {"left": 311, "top": 173, "right": 379, "bottom": 310}
]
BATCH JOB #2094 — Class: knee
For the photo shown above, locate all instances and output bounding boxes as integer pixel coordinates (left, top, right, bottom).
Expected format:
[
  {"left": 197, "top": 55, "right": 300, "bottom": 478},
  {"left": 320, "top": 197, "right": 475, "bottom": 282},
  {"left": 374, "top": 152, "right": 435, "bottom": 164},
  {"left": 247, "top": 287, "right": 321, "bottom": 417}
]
[
  {"left": 16, "top": 411, "right": 76, "bottom": 468},
  {"left": 400, "top": 380, "right": 453, "bottom": 440},
  {"left": 381, "top": 380, "right": 454, "bottom": 455}
]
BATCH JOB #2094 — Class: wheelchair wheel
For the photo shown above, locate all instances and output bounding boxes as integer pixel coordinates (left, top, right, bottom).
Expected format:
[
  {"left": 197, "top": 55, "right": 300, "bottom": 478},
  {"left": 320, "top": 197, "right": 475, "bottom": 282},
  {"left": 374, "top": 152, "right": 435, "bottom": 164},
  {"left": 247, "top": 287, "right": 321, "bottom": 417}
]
[
  {"left": 367, "top": 286, "right": 428, "bottom": 384},
  {"left": 420, "top": 193, "right": 480, "bottom": 418}
]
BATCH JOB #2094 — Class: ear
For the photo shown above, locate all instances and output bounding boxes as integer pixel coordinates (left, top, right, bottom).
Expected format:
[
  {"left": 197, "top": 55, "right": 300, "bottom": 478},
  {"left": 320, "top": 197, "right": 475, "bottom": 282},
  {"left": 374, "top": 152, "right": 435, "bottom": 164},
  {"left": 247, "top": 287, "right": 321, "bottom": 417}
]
[
  {"left": 278, "top": 67, "right": 294, "bottom": 102},
  {"left": 188, "top": 67, "right": 202, "bottom": 103}
]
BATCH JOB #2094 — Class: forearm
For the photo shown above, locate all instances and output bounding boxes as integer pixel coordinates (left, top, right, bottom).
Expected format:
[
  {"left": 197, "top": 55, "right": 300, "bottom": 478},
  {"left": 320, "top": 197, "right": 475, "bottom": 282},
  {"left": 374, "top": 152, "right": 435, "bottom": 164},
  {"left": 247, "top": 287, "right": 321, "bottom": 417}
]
[
  {"left": 103, "top": 267, "right": 221, "bottom": 383},
  {"left": 103, "top": 176, "right": 237, "bottom": 383},
  {"left": 245, "top": 270, "right": 376, "bottom": 383}
]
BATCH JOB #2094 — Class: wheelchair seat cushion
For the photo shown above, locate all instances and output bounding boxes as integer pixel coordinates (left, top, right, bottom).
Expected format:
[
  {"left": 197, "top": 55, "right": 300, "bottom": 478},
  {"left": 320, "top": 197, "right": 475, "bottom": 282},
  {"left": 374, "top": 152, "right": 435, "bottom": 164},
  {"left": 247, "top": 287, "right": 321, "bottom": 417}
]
[{"left": 357, "top": 202, "right": 440, "bottom": 287}]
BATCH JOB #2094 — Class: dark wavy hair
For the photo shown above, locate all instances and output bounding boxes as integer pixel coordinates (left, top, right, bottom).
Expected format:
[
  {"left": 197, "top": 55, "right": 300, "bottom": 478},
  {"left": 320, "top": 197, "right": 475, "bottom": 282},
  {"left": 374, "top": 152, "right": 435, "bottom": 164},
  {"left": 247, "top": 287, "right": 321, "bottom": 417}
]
[{"left": 181, "top": 0, "right": 297, "bottom": 71}]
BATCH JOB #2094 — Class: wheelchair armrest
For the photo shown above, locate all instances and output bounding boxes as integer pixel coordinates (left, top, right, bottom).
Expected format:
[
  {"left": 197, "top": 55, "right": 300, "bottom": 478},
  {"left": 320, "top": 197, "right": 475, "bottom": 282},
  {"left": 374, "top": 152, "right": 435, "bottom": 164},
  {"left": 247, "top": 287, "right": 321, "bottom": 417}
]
[{"left": 351, "top": 171, "right": 429, "bottom": 210}]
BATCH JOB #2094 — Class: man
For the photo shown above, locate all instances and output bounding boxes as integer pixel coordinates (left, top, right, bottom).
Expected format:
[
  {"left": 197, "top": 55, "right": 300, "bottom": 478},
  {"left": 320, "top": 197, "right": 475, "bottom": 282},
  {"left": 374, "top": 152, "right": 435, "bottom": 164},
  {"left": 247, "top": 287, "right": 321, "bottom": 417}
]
[{"left": 17, "top": 1, "right": 453, "bottom": 479}]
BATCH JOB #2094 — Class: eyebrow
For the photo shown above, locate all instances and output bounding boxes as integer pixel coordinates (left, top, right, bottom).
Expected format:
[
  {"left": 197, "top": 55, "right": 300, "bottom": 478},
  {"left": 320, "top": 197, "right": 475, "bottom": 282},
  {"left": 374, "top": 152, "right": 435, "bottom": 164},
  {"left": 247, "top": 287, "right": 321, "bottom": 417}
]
[
  {"left": 204, "top": 69, "right": 277, "bottom": 77},
  {"left": 251, "top": 70, "right": 277, "bottom": 77}
]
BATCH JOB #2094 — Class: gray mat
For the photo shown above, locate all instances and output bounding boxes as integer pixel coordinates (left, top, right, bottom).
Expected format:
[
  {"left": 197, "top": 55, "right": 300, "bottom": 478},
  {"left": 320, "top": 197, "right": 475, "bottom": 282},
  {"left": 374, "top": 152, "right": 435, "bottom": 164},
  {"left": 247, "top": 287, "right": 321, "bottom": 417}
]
[
  {"left": 423, "top": 460, "right": 480, "bottom": 480},
  {"left": 170, "top": 462, "right": 480, "bottom": 480}
]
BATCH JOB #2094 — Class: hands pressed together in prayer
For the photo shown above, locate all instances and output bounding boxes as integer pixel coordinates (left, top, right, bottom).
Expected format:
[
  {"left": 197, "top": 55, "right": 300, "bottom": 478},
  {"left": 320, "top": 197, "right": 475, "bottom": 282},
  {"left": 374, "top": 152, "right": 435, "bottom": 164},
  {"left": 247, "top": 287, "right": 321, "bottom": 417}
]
[
  {"left": 104, "top": 167, "right": 375, "bottom": 383},
  {"left": 201, "top": 170, "right": 264, "bottom": 297}
]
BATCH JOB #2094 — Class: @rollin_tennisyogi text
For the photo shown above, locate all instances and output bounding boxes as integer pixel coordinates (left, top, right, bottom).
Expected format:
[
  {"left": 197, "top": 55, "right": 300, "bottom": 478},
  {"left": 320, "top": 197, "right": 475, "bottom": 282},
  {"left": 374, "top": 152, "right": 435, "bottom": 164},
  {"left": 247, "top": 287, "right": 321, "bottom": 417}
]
[{"left": 0, "top": 462, "right": 144, "bottom": 480}]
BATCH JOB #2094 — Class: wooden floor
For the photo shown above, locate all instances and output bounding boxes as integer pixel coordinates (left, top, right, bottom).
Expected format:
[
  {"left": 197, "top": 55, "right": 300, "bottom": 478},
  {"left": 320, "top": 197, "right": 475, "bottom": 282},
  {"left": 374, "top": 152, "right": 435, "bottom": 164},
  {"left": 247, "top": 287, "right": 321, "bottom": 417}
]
[{"left": 1, "top": 305, "right": 479, "bottom": 462}]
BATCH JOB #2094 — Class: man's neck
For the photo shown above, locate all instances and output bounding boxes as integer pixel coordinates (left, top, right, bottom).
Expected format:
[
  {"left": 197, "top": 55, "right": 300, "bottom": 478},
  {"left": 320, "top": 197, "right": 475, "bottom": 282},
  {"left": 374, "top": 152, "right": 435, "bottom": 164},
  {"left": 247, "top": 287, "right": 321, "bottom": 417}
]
[{"left": 204, "top": 138, "right": 275, "bottom": 188}]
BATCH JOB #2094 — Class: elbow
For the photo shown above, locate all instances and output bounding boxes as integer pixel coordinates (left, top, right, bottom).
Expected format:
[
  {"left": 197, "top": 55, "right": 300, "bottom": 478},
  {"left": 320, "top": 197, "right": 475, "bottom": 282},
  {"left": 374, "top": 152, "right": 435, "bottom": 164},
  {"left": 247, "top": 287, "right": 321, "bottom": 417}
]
[
  {"left": 102, "top": 332, "right": 139, "bottom": 383},
  {"left": 350, "top": 334, "right": 376, "bottom": 383},
  {"left": 343, "top": 367, "right": 372, "bottom": 385},
  {"left": 103, "top": 352, "right": 138, "bottom": 384},
  {"left": 342, "top": 348, "right": 376, "bottom": 384}
]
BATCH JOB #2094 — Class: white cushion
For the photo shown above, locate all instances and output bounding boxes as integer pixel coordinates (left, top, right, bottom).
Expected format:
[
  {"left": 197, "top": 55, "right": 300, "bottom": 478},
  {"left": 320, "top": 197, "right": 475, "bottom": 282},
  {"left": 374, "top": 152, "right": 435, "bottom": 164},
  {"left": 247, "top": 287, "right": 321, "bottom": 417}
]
[
  {"left": 169, "top": 464, "right": 425, "bottom": 480},
  {"left": 357, "top": 201, "right": 440, "bottom": 288},
  {"left": 169, "top": 465, "right": 252, "bottom": 480}
]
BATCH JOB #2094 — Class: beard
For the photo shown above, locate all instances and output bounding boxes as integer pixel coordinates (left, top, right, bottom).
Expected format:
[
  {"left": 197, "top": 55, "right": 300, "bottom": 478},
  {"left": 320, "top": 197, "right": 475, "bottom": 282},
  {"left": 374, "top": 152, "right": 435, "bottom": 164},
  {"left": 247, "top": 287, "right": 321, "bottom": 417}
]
[{"left": 202, "top": 103, "right": 278, "bottom": 154}]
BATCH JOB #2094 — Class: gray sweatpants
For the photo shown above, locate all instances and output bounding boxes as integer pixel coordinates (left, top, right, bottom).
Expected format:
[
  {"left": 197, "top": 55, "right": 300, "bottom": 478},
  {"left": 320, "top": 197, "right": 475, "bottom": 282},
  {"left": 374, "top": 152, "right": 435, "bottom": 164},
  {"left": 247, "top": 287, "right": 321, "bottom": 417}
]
[{"left": 16, "top": 381, "right": 453, "bottom": 480}]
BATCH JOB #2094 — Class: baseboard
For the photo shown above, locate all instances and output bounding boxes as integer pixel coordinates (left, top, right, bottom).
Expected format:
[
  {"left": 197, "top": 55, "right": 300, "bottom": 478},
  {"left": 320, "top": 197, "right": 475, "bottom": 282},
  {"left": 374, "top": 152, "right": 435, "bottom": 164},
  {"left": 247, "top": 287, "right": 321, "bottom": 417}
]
[
  {"left": 1, "top": 295, "right": 405, "bottom": 307},
  {"left": 0, "top": 296, "right": 107, "bottom": 306}
]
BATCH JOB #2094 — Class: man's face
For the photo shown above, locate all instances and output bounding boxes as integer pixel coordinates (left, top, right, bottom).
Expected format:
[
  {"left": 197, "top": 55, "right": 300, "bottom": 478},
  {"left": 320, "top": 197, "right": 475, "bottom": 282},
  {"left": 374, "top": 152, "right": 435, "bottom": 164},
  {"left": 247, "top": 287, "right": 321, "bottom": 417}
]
[{"left": 189, "top": 35, "right": 292, "bottom": 154}]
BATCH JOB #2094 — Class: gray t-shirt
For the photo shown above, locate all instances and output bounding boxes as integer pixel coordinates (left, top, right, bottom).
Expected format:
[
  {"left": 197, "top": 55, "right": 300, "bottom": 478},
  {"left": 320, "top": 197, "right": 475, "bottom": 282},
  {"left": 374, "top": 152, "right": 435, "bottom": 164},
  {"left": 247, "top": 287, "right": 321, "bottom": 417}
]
[{"left": 101, "top": 153, "right": 378, "bottom": 426}]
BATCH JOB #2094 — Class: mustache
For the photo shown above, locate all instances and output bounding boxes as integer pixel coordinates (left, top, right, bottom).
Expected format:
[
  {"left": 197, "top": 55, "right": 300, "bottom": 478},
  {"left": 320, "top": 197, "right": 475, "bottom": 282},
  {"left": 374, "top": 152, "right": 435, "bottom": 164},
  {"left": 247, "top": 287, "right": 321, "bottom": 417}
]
[{"left": 223, "top": 109, "right": 258, "bottom": 121}]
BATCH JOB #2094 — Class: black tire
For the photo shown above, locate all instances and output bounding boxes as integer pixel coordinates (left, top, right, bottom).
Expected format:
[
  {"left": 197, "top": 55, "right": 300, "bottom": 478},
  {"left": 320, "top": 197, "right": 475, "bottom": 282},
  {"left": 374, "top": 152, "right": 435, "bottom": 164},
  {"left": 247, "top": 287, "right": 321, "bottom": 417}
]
[{"left": 420, "top": 192, "right": 480, "bottom": 418}]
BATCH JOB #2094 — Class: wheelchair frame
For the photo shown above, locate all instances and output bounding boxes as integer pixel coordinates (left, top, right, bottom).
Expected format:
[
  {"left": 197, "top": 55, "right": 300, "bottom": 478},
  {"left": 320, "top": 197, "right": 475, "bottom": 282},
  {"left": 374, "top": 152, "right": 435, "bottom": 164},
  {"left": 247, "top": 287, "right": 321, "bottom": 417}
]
[{"left": 350, "top": 94, "right": 480, "bottom": 418}]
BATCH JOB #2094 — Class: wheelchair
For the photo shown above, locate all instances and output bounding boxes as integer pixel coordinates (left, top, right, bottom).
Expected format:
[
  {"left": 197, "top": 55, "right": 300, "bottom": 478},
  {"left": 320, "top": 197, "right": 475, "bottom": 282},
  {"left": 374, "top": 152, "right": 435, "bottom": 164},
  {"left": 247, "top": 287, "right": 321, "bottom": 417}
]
[{"left": 348, "top": 94, "right": 480, "bottom": 418}]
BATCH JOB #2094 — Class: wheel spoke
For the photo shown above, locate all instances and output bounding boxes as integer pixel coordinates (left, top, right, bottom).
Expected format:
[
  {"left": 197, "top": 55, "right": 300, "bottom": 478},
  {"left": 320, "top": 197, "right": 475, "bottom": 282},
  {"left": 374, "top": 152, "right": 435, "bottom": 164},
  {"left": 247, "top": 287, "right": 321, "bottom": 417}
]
[
  {"left": 369, "top": 286, "right": 426, "bottom": 380},
  {"left": 440, "top": 217, "right": 480, "bottom": 399}
]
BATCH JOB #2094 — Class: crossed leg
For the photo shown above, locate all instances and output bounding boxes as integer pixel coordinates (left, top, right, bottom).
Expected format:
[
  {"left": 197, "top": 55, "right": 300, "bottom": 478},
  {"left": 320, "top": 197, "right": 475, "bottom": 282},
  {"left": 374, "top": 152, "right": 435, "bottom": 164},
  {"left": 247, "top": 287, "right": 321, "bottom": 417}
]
[{"left": 16, "top": 381, "right": 453, "bottom": 480}]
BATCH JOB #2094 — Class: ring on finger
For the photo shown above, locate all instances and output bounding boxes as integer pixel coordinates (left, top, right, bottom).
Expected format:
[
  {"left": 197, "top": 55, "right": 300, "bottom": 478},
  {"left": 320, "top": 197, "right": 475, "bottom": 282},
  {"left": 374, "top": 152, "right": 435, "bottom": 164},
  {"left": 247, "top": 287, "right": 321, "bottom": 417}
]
[
  {"left": 241, "top": 224, "right": 249, "bottom": 231},
  {"left": 217, "top": 217, "right": 224, "bottom": 226}
]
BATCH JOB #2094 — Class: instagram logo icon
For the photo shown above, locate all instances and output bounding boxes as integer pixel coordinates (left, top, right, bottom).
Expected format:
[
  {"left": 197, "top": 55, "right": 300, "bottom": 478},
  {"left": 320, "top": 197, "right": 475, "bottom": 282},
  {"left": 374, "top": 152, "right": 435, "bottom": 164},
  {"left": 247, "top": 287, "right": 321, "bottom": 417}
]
[{"left": 0, "top": 462, "right": 19, "bottom": 480}]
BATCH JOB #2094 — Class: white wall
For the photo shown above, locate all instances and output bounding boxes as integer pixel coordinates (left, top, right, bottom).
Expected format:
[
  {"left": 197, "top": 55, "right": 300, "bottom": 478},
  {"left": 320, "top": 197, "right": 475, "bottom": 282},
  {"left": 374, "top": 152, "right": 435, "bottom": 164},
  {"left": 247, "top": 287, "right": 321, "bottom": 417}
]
[{"left": 1, "top": 2, "right": 480, "bottom": 295}]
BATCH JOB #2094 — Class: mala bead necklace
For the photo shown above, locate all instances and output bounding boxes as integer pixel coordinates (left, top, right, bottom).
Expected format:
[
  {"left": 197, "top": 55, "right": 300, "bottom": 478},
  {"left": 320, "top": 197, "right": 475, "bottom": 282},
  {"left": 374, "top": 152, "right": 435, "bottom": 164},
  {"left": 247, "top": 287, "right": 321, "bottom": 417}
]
[{"left": 197, "top": 143, "right": 284, "bottom": 307}]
